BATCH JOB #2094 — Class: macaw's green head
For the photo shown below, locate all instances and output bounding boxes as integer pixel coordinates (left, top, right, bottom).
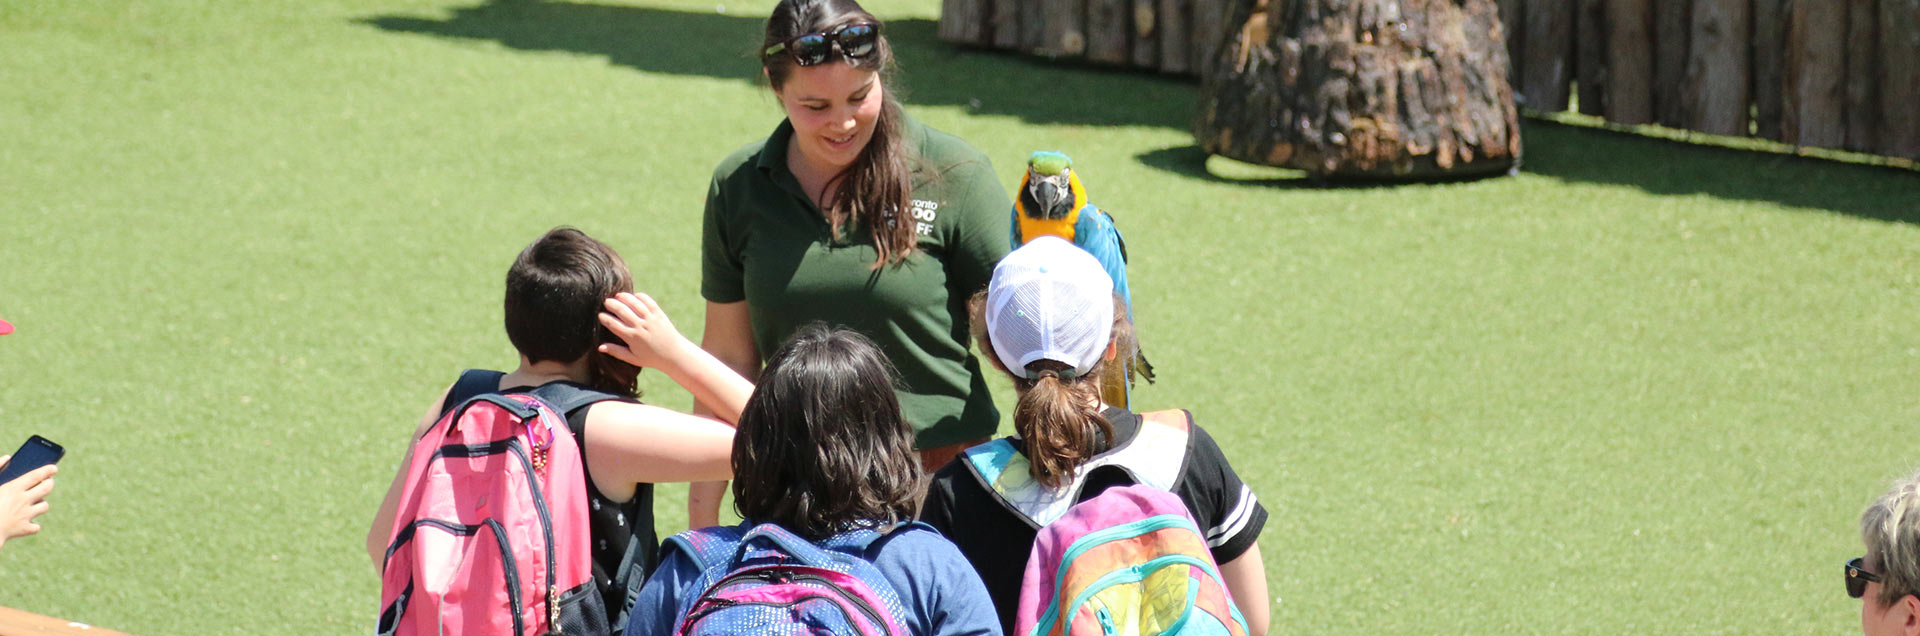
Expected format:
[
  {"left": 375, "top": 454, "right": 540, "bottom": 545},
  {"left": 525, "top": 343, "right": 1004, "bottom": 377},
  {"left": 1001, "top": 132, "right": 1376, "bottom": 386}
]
[{"left": 1022, "top": 151, "right": 1077, "bottom": 220}]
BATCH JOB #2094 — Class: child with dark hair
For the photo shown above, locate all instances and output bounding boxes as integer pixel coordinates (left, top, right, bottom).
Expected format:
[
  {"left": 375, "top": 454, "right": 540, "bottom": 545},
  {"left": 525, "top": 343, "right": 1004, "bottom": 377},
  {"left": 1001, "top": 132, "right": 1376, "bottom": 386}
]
[
  {"left": 920, "top": 237, "right": 1272, "bottom": 636},
  {"left": 368, "top": 227, "right": 753, "bottom": 633},
  {"left": 626, "top": 324, "right": 1000, "bottom": 636}
]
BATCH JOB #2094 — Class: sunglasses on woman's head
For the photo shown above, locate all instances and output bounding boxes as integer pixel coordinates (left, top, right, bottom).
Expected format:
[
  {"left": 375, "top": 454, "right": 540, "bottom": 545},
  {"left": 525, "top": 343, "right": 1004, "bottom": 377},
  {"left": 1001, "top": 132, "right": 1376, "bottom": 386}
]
[
  {"left": 764, "top": 22, "right": 879, "bottom": 67},
  {"left": 1849, "top": 556, "right": 1883, "bottom": 599}
]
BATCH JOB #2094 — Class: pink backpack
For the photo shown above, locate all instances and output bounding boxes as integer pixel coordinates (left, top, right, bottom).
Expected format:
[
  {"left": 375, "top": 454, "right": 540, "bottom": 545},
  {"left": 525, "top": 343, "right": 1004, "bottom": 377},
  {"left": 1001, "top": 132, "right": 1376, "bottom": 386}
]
[{"left": 377, "top": 390, "right": 608, "bottom": 636}]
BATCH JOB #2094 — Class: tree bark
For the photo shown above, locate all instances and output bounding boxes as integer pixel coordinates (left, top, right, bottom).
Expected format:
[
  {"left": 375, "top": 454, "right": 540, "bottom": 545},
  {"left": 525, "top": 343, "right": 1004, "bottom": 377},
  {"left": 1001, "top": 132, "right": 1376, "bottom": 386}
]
[{"left": 1195, "top": 0, "right": 1522, "bottom": 178}]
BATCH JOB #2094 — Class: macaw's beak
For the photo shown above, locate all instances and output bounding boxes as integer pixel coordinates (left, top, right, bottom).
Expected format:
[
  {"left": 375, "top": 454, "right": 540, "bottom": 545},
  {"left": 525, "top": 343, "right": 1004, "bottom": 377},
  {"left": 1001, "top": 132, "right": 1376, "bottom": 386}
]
[{"left": 1028, "top": 173, "right": 1074, "bottom": 220}]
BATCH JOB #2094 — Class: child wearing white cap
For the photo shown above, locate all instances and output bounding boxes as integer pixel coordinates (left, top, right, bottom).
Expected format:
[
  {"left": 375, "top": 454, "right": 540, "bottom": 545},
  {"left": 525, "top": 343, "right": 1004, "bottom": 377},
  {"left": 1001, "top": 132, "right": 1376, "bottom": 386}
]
[{"left": 919, "top": 236, "right": 1271, "bottom": 636}]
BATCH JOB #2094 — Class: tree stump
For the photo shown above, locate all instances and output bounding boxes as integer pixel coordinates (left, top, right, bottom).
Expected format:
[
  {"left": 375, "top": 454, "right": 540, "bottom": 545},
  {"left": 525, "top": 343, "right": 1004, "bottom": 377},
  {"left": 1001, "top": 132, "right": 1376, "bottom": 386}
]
[{"left": 1195, "top": 0, "right": 1523, "bottom": 179}]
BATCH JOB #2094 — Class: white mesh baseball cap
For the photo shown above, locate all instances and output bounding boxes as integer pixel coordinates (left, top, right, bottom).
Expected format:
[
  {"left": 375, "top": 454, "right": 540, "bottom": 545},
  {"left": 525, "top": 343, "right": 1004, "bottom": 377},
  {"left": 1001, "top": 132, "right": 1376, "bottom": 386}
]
[{"left": 984, "top": 236, "right": 1115, "bottom": 380}]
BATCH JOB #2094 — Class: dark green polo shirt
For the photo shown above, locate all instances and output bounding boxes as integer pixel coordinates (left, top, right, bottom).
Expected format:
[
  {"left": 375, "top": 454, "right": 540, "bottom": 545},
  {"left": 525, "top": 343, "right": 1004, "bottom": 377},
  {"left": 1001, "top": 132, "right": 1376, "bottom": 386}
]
[{"left": 701, "top": 116, "right": 1012, "bottom": 448}]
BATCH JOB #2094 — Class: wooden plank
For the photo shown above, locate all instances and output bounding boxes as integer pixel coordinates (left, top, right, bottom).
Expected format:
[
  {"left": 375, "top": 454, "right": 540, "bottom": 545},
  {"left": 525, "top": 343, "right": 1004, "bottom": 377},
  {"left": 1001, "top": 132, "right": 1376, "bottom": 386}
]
[
  {"left": 1498, "top": 0, "right": 1526, "bottom": 89},
  {"left": 1022, "top": 0, "right": 1047, "bottom": 52},
  {"left": 1575, "top": 0, "right": 1607, "bottom": 116},
  {"left": 1750, "top": 0, "right": 1787, "bottom": 140},
  {"left": 1784, "top": 0, "right": 1847, "bottom": 148},
  {"left": 1190, "top": 0, "right": 1228, "bottom": 76},
  {"left": 1159, "top": 0, "right": 1190, "bottom": 74},
  {"left": 1086, "top": 0, "right": 1131, "bottom": 64},
  {"left": 1605, "top": 0, "right": 1654, "bottom": 124},
  {"left": 1133, "top": 0, "right": 1158, "bottom": 68},
  {"left": 1845, "top": 0, "right": 1880, "bottom": 152},
  {"left": 1882, "top": 0, "right": 1920, "bottom": 158},
  {"left": 1521, "top": 0, "right": 1573, "bottom": 110},
  {"left": 1684, "top": 0, "right": 1750, "bottom": 137},
  {"left": 992, "top": 0, "right": 1019, "bottom": 49},
  {"left": 1044, "top": 0, "right": 1088, "bottom": 57},
  {"left": 0, "top": 606, "right": 136, "bottom": 636},
  {"left": 938, "top": 0, "right": 986, "bottom": 45},
  {"left": 1654, "top": 0, "right": 1691, "bottom": 127}
]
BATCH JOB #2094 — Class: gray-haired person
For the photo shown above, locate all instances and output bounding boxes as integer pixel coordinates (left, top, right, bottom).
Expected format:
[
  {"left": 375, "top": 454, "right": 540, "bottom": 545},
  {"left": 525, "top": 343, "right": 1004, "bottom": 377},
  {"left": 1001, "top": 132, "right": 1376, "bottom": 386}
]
[{"left": 1854, "top": 470, "right": 1920, "bottom": 636}]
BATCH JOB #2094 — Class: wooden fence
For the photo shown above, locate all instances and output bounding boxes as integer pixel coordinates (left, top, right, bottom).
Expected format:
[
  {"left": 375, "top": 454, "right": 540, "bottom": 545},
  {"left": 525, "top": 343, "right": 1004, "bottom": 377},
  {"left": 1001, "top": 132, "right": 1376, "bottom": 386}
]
[
  {"left": 936, "top": 0, "right": 1920, "bottom": 161},
  {"left": 935, "top": 0, "right": 1236, "bottom": 76}
]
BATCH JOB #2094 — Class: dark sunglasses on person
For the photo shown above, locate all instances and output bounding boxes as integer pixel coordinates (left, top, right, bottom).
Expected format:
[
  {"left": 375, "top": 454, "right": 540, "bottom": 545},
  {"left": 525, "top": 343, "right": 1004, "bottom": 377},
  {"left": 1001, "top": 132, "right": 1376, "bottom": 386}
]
[
  {"left": 764, "top": 22, "right": 879, "bottom": 67},
  {"left": 1849, "top": 556, "right": 1883, "bottom": 599}
]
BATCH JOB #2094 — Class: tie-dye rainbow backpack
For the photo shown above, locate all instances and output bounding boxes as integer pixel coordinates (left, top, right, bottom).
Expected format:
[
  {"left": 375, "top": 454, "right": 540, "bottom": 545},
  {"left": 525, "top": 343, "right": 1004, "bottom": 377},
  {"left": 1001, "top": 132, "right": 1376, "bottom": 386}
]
[{"left": 962, "top": 410, "right": 1249, "bottom": 636}]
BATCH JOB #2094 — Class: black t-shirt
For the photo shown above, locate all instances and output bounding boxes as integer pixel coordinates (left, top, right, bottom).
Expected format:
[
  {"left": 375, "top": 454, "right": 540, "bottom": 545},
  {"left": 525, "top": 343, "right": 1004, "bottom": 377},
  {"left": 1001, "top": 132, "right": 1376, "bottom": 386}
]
[{"left": 918, "top": 406, "right": 1268, "bottom": 634}]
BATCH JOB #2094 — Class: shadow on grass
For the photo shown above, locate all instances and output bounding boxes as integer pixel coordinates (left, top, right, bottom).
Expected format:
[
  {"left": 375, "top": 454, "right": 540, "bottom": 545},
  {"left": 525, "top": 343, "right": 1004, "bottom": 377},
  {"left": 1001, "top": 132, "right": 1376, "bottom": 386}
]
[
  {"left": 1519, "top": 120, "right": 1920, "bottom": 224},
  {"left": 1136, "top": 145, "right": 1513, "bottom": 189},
  {"left": 1137, "top": 122, "right": 1918, "bottom": 222},
  {"left": 360, "top": 1, "right": 1917, "bottom": 219},
  {"left": 357, "top": 0, "right": 1195, "bottom": 130}
]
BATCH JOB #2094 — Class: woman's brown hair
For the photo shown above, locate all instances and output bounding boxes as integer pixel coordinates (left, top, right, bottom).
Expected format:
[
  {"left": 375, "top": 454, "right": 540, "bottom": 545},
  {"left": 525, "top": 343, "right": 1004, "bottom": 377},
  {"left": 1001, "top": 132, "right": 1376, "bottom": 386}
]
[
  {"left": 968, "top": 292, "right": 1135, "bottom": 488},
  {"left": 731, "top": 323, "right": 922, "bottom": 539},
  {"left": 761, "top": 0, "right": 917, "bottom": 269}
]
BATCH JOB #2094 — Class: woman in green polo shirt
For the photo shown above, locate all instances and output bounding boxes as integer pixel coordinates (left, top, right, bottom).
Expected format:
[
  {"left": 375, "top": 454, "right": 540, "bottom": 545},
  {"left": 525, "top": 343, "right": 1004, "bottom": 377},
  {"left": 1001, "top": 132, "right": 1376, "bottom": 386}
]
[{"left": 688, "top": 0, "right": 1012, "bottom": 525}]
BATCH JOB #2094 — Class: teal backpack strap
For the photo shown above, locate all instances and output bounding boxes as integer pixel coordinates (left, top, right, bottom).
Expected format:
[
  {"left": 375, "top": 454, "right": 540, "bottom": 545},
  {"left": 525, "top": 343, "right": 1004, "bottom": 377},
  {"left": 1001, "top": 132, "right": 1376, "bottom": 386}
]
[
  {"left": 965, "top": 413, "right": 1197, "bottom": 529},
  {"left": 961, "top": 440, "right": 1049, "bottom": 529}
]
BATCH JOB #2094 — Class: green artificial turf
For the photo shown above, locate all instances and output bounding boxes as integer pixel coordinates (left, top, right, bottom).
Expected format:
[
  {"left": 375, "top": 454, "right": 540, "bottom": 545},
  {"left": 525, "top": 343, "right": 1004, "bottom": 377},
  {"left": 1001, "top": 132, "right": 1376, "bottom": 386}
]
[{"left": 1, "top": 0, "right": 1917, "bottom": 633}]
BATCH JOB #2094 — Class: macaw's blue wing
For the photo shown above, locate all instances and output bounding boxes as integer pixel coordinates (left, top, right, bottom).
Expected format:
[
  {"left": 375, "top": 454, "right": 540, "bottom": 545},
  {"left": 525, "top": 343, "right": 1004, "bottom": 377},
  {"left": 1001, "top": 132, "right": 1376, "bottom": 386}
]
[
  {"left": 1072, "top": 206, "right": 1132, "bottom": 316},
  {"left": 1072, "top": 206, "right": 1156, "bottom": 390}
]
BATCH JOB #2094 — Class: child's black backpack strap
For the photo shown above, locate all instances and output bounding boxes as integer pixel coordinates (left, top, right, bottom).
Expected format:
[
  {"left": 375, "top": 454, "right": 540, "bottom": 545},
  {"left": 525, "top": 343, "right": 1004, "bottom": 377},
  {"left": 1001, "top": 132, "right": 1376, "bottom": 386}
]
[
  {"left": 438, "top": 369, "right": 508, "bottom": 419},
  {"left": 527, "top": 382, "right": 625, "bottom": 419},
  {"left": 526, "top": 380, "right": 650, "bottom": 628}
]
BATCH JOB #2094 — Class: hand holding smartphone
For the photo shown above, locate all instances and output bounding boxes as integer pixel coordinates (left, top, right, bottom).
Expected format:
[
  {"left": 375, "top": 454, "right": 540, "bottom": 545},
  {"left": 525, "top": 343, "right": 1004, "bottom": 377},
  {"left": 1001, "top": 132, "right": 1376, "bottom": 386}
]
[
  {"left": 0, "top": 435, "right": 60, "bottom": 548},
  {"left": 0, "top": 435, "right": 63, "bottom": 485}
]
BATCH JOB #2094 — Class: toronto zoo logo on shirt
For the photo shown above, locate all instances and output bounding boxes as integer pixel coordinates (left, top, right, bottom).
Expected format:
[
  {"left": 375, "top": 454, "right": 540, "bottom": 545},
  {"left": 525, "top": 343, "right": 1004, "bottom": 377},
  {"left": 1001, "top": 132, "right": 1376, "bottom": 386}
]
[{"left": 910, "top": 199, "right": 938, "bottom": 239}]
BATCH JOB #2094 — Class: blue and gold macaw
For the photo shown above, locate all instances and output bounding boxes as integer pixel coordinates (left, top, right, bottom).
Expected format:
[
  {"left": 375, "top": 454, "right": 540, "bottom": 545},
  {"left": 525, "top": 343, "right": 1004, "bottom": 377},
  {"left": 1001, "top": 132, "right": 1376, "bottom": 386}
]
[{"left": 1010, "top": 151, "right": 1157, "bottom": 404}]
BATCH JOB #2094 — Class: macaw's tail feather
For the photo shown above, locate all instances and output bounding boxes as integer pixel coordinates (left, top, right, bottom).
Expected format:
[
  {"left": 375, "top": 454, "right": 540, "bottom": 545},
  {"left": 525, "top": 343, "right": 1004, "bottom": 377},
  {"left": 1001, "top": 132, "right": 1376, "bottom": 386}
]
[{"left": 1130, "top": 348, "right": 1157, "bottom": 385}]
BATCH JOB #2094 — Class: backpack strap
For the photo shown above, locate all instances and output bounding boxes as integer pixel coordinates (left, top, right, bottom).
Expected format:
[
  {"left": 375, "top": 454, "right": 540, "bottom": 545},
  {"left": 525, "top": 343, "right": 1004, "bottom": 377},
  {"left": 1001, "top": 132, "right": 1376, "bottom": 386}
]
[
  {"left": 437, "top": 369, "right": 507, "bottom": 419},
  {"left": 527, "top": 382, "right": 625, "bottom": 419},
  {"left": 962, "top": 410, "right": 1194, "bottom": 529},
  {"left": 823, "top": 521, "right": 937, "bottom": 560},
  {"left": 1137, "top": 409, "right": 1191, "bottom": 432},
  {"left": 664, "top": 521, "right": 935, "bottom": 574}
]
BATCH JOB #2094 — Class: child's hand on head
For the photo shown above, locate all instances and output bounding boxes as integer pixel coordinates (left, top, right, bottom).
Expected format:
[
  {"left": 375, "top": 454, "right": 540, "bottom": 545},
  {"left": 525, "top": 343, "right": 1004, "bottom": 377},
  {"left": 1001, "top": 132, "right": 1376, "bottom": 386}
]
[{"left": 598, "top": 292, "right": 689, "bottom": 370}]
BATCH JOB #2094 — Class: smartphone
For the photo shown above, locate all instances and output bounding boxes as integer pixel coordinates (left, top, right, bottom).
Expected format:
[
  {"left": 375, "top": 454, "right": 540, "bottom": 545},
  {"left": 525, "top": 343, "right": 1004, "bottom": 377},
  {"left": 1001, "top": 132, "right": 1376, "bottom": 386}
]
[{"left": 0, "top": 435, "right": 63, "bottom": 485}]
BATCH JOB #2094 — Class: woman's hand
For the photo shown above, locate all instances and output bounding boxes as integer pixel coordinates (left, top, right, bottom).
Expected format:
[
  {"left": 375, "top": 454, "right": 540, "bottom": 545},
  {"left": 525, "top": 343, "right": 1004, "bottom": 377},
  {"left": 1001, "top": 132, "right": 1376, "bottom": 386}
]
[
  {"left": 599, "top": 292, "right": 693, "bottom": 371},
  {"left": 0, "top": 455, "right": 57, "bottom": 550}
]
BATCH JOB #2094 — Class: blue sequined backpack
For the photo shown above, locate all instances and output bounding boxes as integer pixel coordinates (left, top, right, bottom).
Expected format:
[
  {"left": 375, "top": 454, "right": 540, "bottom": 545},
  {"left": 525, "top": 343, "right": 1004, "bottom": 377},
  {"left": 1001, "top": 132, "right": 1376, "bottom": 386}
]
[{"left": 661, "top": 522, "right": 932, "bottom": 636}]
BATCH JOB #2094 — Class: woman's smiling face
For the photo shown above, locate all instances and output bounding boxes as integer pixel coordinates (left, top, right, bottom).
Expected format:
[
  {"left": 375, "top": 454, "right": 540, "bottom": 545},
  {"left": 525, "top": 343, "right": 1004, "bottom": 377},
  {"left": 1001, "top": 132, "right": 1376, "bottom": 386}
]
[{"left": 774, "top": 61, "right": 883, "bottom": 175}]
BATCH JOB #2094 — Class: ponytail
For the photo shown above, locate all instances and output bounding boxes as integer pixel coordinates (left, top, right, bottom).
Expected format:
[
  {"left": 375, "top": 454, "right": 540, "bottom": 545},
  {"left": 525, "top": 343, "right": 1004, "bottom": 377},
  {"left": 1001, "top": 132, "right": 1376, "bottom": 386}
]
[
  {"left": 970, "top": 290, "right": 1132, "bottom": 489},
  {"left": 1013, "top": 367, "right": 1111, "bottom": 488}
]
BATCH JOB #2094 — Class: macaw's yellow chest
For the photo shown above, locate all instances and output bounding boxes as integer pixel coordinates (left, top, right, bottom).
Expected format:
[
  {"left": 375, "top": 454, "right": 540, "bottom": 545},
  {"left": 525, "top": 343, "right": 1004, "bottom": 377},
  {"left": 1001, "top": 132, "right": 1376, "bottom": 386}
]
[{"left": 1017, "top": 209, "right": 1080, "bottom": 244}]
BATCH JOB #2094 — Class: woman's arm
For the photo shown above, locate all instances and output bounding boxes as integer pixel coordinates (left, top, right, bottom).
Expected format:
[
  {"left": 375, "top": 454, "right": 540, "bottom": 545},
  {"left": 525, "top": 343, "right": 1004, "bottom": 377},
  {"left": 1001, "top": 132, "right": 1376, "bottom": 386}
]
[
  {"left": 689, "top": 300, "right": 759, "bottom": 528},
  {"left": 939, "top": 153, "right": 1015, "bottom": 302},
  {"left": 366, "top": 388, "right": 450, "bottom": 570},
  {"left": 1217, "top": 542, "right": 1270, "bottom": 636},
  {"left": 599, "top": 292, "right": 753, "bottom": 423}
]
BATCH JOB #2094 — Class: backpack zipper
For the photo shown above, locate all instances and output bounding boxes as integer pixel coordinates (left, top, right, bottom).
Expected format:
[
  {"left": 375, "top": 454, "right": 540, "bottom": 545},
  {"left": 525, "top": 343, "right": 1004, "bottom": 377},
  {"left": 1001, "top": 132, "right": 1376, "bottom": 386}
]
[
  {"left": 505, "top": 437, "right": 559, "bottom": 634},
  {"left": 1042, "top": 553, "right": 1223, "bottom": 636},
  {"left": 389, "top": 518, "right": 527, "bottom": 636},
  {"left": 685, "top": 568, "right": 892, "bottom": 635}
]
